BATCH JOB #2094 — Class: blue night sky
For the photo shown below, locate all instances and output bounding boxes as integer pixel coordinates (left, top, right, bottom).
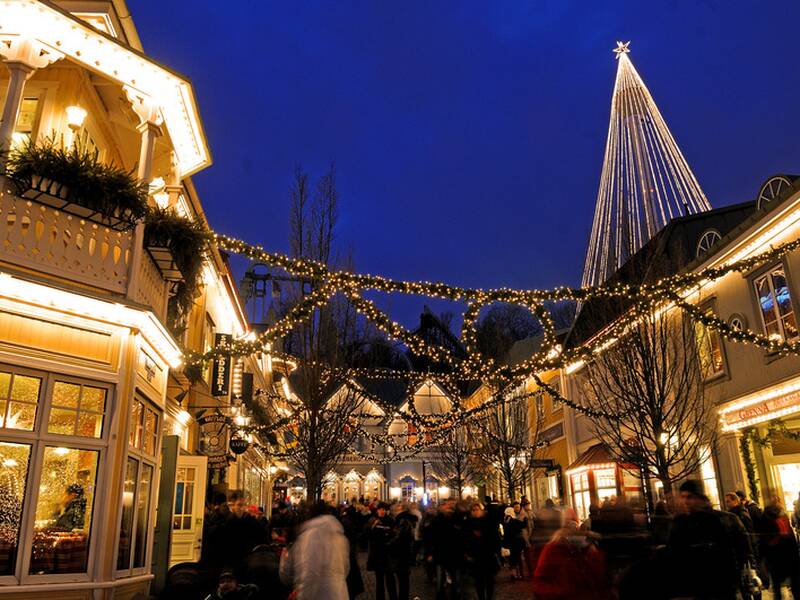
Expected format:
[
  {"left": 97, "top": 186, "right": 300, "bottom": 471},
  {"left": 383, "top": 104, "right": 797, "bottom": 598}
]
[{"left": 129, "top": 1, "right": 800, "bottom": 323}]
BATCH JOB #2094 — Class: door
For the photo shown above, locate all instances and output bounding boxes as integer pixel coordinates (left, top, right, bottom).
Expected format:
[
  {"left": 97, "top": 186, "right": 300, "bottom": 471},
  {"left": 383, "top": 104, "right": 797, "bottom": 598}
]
[{"left": 169, "top": 454, "right": 208, "bottom": 566}]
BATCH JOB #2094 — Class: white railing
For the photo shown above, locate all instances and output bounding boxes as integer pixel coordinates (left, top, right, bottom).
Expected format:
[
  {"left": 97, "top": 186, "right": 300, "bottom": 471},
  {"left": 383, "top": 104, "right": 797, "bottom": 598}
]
[
  {"left": 133, "top": 252, "right": 169, "bottom": 322},
  {"left": 0, "top": 189, "right": 133, "bottom": 293}
]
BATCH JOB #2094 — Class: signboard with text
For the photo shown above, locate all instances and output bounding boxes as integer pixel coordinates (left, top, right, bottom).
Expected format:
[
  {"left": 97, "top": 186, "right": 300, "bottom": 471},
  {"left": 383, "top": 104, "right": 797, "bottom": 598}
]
[{"left": 211, "top": 333, "right": 232, "bottom": 396}]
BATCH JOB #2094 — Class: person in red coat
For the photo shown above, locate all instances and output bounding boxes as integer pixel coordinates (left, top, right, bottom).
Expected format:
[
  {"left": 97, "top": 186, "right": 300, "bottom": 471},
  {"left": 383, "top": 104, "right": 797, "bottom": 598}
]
[{"left": 532, "top": 510, "right": 611, "bottom": 600}]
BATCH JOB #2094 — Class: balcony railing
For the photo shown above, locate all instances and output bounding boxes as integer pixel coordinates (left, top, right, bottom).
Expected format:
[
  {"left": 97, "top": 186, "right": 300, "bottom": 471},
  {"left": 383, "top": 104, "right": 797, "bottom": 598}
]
[{"left": 0, "top": 184, "right": 169, "bottom": 322}]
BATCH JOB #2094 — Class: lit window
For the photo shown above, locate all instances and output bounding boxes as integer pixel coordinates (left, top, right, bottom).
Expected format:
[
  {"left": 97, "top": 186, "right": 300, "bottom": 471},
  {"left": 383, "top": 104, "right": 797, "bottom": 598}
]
[
  {"left": 130, "top": 398, "right": 159, "bottom": 456},
  {"left": 48, "top": 381, "right": 106, "bottom": 438},
  {"left": 29, "top": 446, "right": 99, "bottom": 574},
  {"left": 0, "top": 442, "right": 31, "bottom": 575},
  {"left": 571, "top": 472, "right": 591, "bottom": 521},
  {"left": 0, "top": 371, "right": 41, "bottom": 431},
  {"left": 12, "top": 97, "right": 39, "bottom": 149},
  {"left": 754, "top": 267, "right": 799, "bottom": 342},
  {"left": 699, "top": 447, "right": 720, "bottom": 509},
  {"left": 694, "top": 319, "right": 725, "bottom": 379},
  {"left": 594, "top": 467, "right": 617, "bottom": 503},
  {"left": 116, "top": 457, "right": 153, "bottom": 571},
  {"left": 173, "top": 467, "right": 195, "bottom": 531}
]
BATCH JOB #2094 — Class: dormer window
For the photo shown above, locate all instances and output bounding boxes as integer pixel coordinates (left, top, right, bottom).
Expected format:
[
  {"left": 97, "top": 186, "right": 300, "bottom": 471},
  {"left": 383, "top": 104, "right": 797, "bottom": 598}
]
[{"left": 696, "top": 229, "right": 722, "bottom": 258}]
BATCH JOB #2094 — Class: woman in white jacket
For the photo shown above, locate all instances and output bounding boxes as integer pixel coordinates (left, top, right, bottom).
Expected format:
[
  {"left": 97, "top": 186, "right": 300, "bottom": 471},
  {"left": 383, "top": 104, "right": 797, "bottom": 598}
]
[{"left": 280, "top": 507, "right": 350, "bottom": 600}]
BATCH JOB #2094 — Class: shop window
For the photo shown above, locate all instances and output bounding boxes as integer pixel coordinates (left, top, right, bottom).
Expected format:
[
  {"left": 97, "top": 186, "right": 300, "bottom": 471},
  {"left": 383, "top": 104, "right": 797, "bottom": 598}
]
[
  {"left": 571, "top": 471, "right": 591, "bottom": 522},
  {"left": 130, "top": 398, "right": 159, "bottom": 456},
  {"left": 0, "top": 442, "right": 31, "bottom": 575},
  {"left": 117, "top": 396, "right": 159, "bottom": 575},
  {"left": 595, "top": 467, "right": 617, "bottom": 504},
  {"left": 754, "top": 267, "right": 799, "bottom": 342},
  {"left": 699, "top": 447, "right": 720, "bottom": 509},
  {"left": 0, "top": 370, "right": 42, "bottom": 431},
  {"left": 48, "top": 381, "right": 106, "bottom": 438},
  {"left": 29, "top": 447, "right": 99, "bottom": 574},
  {"left": 694, "top": 317, "right": 725, "bottom": 379},
  {"left": 0, "top": 365, "right": 109, "bottom": 581}
]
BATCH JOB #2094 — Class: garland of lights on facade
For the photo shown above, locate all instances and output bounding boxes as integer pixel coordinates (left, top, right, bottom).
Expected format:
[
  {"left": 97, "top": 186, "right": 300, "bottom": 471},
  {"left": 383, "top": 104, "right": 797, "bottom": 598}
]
[{"left": 178, "top": 224, "right": 800, "bottom": 462}]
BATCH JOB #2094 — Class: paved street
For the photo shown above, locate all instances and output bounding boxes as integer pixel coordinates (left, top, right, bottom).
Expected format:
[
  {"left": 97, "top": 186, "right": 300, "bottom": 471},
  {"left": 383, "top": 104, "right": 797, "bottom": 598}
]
[{"left": 357, "top": 553, "right": 531, "bottom": 600}]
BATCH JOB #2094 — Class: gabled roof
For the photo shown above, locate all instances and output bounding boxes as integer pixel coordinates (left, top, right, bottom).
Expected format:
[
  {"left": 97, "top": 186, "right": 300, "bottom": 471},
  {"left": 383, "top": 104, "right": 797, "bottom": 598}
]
[{"left": 566, "top": 200, "right": 758, "bottom": 349}]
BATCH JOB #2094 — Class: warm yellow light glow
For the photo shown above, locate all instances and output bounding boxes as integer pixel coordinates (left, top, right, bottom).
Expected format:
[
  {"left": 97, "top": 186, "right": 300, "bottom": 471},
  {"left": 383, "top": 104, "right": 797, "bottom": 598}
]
[
  {"left": 437, "top": 486, "right": 450, "bottom": 497},
  {"left": 65, "top": 105, "right": 87, "bottom": 130},
  {"left": 153, "top": 191, "right": 170, "bottom": 209},
  {"left": 2, "top": 459, "right": 18, "bottom": 468},
  {"left": 389, "top": 487, "right": 402, "bottom": 498},
  {"left": 54, "top": 447, "right": 70, "bottom": 457},
  {"left": 414, "top": 486, "right": 424, "bottom": 497},
  {"left": 1, "top": 0, "right": 210, "bottom": 176},
  {"left": 0, "top": 269, "right": 182, "bottom": 368},
  {"left": 566, "top": 462, "right": 616, "bottom": 476},
  {"left": 176, "top": 409, "right": 191, "bottom": 426},
  {"left": 281, "top": 378, "right": 292, "bottom": 401}
]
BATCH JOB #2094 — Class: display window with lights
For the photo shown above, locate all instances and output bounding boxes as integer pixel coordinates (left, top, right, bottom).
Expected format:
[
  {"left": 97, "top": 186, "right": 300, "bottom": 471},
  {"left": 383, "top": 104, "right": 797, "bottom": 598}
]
[
  {"left": 115, "top": 394, "right": 160, "bottom": 577},
  {"left": 0, "top": 364, "right": 112, "bottom": 583},
  {"left": 694, "top": 302, "right": 727, "bottom": 381}
]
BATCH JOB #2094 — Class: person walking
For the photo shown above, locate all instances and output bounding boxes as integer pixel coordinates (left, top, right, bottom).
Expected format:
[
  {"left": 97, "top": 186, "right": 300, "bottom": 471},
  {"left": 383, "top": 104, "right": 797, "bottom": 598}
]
[
  {"left": 463, "top": 502, "right": 501, "bottom": 600},
  {"left": 761, "top": 494, "right": 800, "bottom": 599},
  {"left": 666, "top": 480, "right": 753, "bottom": 600},
  {"left": 502, "top": 504, "right": 526, "bottom": 580},
  {"left": 389, "top": 503, "right": 417, "bottom": 600},
  {"left": 367, "top": 502, "right": 397, "bottom": 600},
  {"left": 279, "top": 502, "right": 350, "bottom": 600},
  {"left": 532, "top": 509, "right": 610, "bottom": 600},
  {"left": 428, "top": 499, "right": 464, "bottom": 600}
]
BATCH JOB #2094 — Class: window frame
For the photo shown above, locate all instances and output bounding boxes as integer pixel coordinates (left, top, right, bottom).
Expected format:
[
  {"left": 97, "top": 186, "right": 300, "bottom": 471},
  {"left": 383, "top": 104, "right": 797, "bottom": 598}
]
[
  {"left": 693, "top": 300, "right": 728, "bottom": 382},
  {"left": 0, "top": 364, "right": 113, "bottom": 585},
  {"left": 750, "top": 260, "right": 800, "bottom": 346},
  {"left": 114, "top": 393, "right": 161, "bottom": 578}
]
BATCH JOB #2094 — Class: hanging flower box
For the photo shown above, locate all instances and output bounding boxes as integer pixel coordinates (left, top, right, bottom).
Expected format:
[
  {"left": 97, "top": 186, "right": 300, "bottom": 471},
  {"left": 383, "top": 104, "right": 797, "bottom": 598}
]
[
  {"left": 6, "top": 138, "right": 148, "bottom": 232},
  {"left": 145, "top": 244, "right": 184, "bottom": 282}
]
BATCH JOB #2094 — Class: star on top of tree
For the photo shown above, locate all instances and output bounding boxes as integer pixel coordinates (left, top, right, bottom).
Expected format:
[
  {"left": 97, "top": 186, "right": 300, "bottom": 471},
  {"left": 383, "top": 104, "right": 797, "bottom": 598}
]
[{"left": 613, "top": 41, "right": 631, "bottom": 59}]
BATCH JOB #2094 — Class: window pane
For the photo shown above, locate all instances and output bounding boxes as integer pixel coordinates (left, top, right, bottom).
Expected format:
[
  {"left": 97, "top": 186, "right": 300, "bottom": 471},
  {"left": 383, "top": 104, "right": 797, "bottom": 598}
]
[
  {"left": 77, "top": 413, "right": 103, "bottom": 438},
  {"left": 7, "top": 402, "right": 36, "bottom": 430},
  {"left": 144, "top": 409, "right": 158, "bottom": 455},
  {"left": 11, "top": 375, "right": 41, "bottom": 403},
  {"left": 48, "top": 408, "right": 77, "bottom": 435},
  {"left": 81, "top": 387, "right": 105, "bottom": 413},
  {"left": 52, "top": 382, "right": 80, "bottom": 408},
  {"left": 0, "top": 372, "right": 10, "bottom": 397},
  {"left": 116, "top": 458, "right": 137, "bottom": 571},
  {"left": 30, "top": 447, "right": 99, "bottom": 574},
  {"left": 133, "top": 464, "right": 153, "bottom": 568},
  {"left": 0, "top": 442, "right": 31, "bottom": 576},
  {"left": 772, "top": 271, "right": 794, "bottom": 317},
  {"left": 130, "top": 401, "right": 143, "bottom": 449},
  {"left": 595, "top": 468, "right": 616, "bottom": 488}
]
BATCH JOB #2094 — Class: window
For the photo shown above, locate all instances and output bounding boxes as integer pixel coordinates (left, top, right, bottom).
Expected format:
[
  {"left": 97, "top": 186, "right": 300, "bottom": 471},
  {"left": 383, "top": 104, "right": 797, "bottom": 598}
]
[
  {"left": 12, "top": 96, "right": 40, "bottom": 149},
  {"left": 0, "top": 366, "right": 110, "bottom": 580},
  {"left": 0, "top": 371, "right": 41, "bottom": 431},
  {"left": 407, "top": 422, "right": 418, "bottom": 446},
  {"left": 694, "top": 318, "right": 725, "bottom": 379},
  {"left": 117, "top": 396, "right": 159, "bottom": 574},
  {"left": 571, "top": 471, "right": 591, "bottom": 521},
  {"left": 754, "top": 266, "right": 799, "bottom": 342},
  {"left": 594, "top": 467, "right": 617, "bottom": 504},
  {"left": 173, "top": 467, "right": 195, "bottom": 531},
  {"left": 48, "top": 382, "right": 106, "bottom": 438},
  {"left": 699, "top": 447, "right": 720, "bottom": 509}
]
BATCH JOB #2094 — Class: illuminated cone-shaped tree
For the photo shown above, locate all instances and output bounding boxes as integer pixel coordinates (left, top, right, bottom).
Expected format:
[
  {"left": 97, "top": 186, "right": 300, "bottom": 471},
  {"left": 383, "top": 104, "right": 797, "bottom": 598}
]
[{"left": 582, "top": 42, "right": 711, "bottom": 288}]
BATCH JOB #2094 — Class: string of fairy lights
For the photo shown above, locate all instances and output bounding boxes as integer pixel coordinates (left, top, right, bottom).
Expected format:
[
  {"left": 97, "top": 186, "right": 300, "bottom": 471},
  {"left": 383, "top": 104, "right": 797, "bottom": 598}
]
[{"left": 189, "top": 228, "right": 800, "bottom": 462}]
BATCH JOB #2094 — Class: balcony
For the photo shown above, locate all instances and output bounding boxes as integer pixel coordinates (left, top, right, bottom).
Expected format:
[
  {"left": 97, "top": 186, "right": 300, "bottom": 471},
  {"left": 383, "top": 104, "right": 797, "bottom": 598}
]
[{"left": 0, "top": 182, "right": 170, "bottom": 322}]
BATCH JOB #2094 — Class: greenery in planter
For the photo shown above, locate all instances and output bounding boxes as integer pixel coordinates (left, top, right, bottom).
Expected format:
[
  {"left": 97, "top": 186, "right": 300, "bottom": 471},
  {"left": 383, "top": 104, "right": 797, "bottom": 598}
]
[
  {"left": 144, "top": 206, "right": 209, "bottom": 333},
  {"left": 4, "top": 137, "right": 148, "bottom": 229}
]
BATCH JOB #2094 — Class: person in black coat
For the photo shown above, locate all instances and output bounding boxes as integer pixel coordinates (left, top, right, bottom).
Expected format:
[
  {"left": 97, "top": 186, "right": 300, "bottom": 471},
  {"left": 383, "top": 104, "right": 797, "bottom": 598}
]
[
  {"left": 464, "top": 502, "right": 501, "bottom": 600},
  {"left": 389, "top": 505, "right": 417, "bottom": 600},
  {"left": 667, "top": 480, "right": 752, "bottom": 600},
  {"left": 223, "top": 492, "right": 269, "bottom": 576},
  {"left": 340, "top": 505, "right": 365, "bottom": 599},
  {"left": 428, "top": 499, "right": 465, "bottom": 599},
  {"left": 367, "top": 503, "right": 397, "bottom": 600}
]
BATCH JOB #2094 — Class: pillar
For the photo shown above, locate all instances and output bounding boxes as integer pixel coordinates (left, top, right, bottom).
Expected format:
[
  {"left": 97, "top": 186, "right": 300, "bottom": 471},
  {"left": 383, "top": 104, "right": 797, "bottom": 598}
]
[{"left": 0, "top": 62, "right": 34, "bottom": 153}]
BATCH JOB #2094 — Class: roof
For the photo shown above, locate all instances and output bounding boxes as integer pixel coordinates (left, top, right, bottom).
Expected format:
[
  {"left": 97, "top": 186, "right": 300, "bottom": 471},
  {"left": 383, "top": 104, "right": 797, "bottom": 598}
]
[
  {"left": 566, "top": 443, "right": 616, "bottom": 472},
  {"left": 566, "top": 199, "right": 758, "bottom": 349},
  {"left": 505, "top": 328, "right": 571, "bottom": 367}
]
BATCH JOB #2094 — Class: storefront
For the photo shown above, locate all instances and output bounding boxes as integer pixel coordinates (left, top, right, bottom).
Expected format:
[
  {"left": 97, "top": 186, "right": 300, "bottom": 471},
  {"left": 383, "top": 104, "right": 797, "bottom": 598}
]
[
  {"left": 565, "top": 443, "right": 644, "bottom": 521},
  {"left": 719, "top": 378, "right": 800, "bottom": 511}
]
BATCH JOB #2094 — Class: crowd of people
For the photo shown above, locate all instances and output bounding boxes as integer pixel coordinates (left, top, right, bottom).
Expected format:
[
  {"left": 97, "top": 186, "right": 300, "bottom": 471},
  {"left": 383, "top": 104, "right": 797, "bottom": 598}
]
[{"left": 173, "top": 479, "right": 800, "bottom": 600}]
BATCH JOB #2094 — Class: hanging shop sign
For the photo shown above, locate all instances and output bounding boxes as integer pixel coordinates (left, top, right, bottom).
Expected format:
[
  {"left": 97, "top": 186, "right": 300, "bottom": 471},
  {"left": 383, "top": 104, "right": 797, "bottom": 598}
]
[
  {"left": 230, "top": 437, "right": 250, "bottom": 455},
  {"left": 538, "top": 423, "right": 565, "bottom": 444},
  {"left": 211, "top": 333, "right": 232, "bottom": 396},
  {"left": 198, "top": 410, "right": 230, "bottom": 467},
  {"left": 530, "top": 459, "right": 556, "bottom": 469}
]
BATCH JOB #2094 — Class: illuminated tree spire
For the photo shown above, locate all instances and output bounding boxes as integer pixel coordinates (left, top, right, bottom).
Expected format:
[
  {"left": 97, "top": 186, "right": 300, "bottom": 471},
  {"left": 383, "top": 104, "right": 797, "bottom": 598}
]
[{"left": 582, "top": 42, "right": 711, "bottom": 288}]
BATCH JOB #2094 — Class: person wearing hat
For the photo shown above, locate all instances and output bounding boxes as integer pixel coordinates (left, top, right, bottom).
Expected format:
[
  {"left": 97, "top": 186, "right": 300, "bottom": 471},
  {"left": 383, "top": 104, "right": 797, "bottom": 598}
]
[
  {"left": 204, "top": 568, "right": 258, "bottom": 600},
  {"left": 666, "top": 479, "right": 753, "bottom": 600},
  {"left": 54, "top": 483, "right": 87, "bottom": 531}
]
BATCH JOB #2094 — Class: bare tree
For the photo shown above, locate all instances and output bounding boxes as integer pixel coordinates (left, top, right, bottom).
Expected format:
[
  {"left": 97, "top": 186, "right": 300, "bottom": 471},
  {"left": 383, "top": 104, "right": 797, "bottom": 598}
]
[
  {"left": 472, "top": 385, "right": 541, "bottom": 501},
  {"left": 272, "top": 162, "right": 371, "bottom": 500},
  {"left": 581, "top": 307, "right": 716, "bottom": 499},
  {"left": 429, "top": 424, "right": 479, "bottom": 500}
]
